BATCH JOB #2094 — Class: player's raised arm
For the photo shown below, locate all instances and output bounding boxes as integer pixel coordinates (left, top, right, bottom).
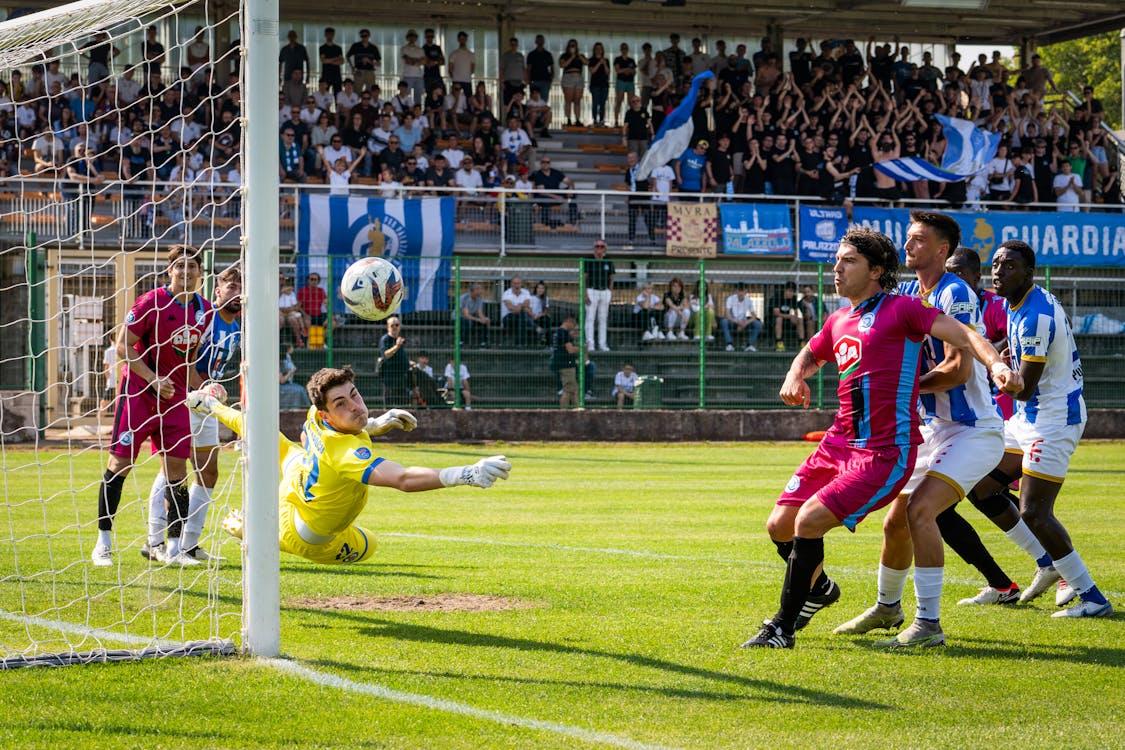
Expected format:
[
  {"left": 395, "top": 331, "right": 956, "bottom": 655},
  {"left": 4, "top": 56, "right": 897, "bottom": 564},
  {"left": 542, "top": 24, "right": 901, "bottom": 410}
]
[
  {"left": 929, "top": 313, "right": 1022, "bottom": 395},
  {"left": 366, "top": 455, "right": 511, "bottom": 492}
]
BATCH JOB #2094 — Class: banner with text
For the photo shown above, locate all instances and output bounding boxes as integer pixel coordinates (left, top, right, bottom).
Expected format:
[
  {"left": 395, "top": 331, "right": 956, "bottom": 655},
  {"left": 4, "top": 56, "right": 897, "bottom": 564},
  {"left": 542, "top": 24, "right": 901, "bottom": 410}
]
[
  {"left": 666, "top": 202, "right": 718, "bottom": 258},
  {"left": 797, "top": 205, "right": 849, "bottom": 262},
  {"left": 852, "top": 206, "right": 1125, "bottom": 268},
  {"left": 720, "top": 203, "right": 794, "bottom": 256}
]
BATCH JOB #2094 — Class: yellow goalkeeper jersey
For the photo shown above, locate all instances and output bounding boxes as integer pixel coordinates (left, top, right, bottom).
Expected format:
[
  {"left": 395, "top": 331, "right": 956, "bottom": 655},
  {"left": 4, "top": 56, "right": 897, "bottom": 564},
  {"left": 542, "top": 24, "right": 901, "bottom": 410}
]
[{"left": 280, "top": 406, "right": 385, "bottom": 537}]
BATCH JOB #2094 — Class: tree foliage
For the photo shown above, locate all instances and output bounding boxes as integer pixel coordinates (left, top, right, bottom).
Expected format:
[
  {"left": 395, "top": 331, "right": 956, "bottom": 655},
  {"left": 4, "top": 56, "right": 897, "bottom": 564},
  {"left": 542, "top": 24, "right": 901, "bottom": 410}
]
[{"left": 1038, "top": 31, "right": 1122, "bottom": 129}]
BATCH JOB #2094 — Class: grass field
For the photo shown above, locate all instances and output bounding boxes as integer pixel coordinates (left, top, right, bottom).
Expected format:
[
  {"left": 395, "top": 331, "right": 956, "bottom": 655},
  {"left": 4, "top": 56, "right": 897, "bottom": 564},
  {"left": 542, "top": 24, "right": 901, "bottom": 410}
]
[{"left": 1, "top": 441, "right": 1123, "bottom": 749}]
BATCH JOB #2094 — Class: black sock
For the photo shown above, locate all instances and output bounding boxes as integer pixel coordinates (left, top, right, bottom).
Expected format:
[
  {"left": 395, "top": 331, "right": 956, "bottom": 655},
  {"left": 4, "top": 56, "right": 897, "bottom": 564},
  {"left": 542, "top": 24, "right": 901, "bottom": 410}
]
[
  {"left": 968, "top": 488, "right": 1016, "bottom": 520},
  {"left": 776, "top": 536, "right": 824, "bottom": 634},
  {"left": 937, "top": 505, "right": 1012, "bottom": 590},
  {"left": 97, "top": 469, "right": 125, "bottom": 532},
  {"left": 772, "top": 539, "right": 793, "bottom": 563},
  {"left": 165, "top": 482, "right": 190, "bottom": 540}
]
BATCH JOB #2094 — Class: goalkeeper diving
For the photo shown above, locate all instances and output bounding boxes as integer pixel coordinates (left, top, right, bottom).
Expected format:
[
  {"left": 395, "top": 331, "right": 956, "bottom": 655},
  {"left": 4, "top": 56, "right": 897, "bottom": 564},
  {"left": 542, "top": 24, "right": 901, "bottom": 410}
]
[{"left": 187, "top": 366, "right": 510, "bottom": 564}]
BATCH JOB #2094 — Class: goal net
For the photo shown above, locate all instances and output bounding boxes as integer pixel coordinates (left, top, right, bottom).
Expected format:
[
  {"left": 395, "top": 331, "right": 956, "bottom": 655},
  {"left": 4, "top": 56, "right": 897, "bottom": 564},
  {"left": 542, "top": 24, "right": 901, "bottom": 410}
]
[{"left": 0, "top": 0, "right": 269, "bottom": 667}]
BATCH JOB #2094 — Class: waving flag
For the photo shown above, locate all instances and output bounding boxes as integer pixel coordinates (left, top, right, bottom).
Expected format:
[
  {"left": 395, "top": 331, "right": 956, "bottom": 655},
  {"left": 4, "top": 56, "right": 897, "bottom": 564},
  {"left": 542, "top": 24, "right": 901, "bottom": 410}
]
[
  {"left": 874, "top": 115, "right": 1000, "bottom": 184},
  {"left": 635, "top": 70, "right": 715, "bottom": 180}
]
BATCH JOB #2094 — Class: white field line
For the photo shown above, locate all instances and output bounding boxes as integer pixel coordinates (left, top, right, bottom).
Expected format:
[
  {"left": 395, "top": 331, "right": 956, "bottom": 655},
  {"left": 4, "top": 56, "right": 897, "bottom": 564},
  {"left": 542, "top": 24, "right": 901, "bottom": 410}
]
[
  {"left": 0, "top": 609, "right": 680, "bottom": 750},
  {"left": 266, "top": 658, "right": 681, "bottom": 750},
  {"left": 378, "top": 531, "right": 1125, "bottom": 596}
]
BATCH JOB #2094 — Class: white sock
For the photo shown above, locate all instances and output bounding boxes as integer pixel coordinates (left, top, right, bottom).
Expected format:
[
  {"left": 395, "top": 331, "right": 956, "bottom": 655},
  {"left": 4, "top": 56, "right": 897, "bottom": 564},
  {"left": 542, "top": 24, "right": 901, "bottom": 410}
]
[
  {"left": 877, "top": 564, "right": 910, "bottom": 606},
  {"left": 182, "top": 484, "right": 212, "bottom": 552},
  {"left": 1003, "top": 519, "right": 1050, "bottom": 565},
  {"left": 97, "top": 529, "right": 112, "bottom": 548},
  {"left": 914, "top": 566, "right": 944, "bottom": 622},
  {"left": 167, "top": 536, "right": 182, "bottom": 557},
  {"left": 148, "top": 472, "right": 168, "bottom": 547},
  {"left": 1051, "top": 550, "right": 1096, "bottom": 597}
]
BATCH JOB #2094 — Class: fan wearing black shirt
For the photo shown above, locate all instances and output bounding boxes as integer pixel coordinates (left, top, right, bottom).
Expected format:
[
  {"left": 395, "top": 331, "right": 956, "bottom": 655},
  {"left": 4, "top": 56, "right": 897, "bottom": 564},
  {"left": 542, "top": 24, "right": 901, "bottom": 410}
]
[
  {"left": 789, "top": 39, "right": 813, "bottom": 88},
  {"left": 346, "top": 30, "right": 381, "bottom": 93},
  {"left": 612, "top": 44, "right": 636, "bottom": 128},
  {"left": 706, "top": 134, "right": 735, "bottom": 194},
  {"left": 527, "top": 35, "right": 555, "bottom": 102},
  {"left": 532, "top": 157, "right": 579, "bottom": 226},
  {"left": 422, "top": 29, "right": 445, "bottom": 94},
  {"left": 624, "top": 151, "right": 655, "bottom": 244},
  {"left": 319, "top": 27, "right": 344, "bottom": 93},
  {"left": 1009, "top": 152, "right": 1037, "bottom": 208},
  {"left": 622, "top": 96, "right": 652, "bottom": 157}
]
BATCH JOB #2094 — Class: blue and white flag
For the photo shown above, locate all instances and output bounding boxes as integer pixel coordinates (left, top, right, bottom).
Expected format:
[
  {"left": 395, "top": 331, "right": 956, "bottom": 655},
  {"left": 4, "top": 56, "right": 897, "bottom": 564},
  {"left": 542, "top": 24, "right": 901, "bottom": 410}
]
[
  {"left": 635, "top": 70, "right": 715, "bottom": 180},
  {"left": 874, "top": 115, "right": 1000, "bottom": 184},
  {"left": 297, "top": 194, "right": 455, "bottom": 312}
]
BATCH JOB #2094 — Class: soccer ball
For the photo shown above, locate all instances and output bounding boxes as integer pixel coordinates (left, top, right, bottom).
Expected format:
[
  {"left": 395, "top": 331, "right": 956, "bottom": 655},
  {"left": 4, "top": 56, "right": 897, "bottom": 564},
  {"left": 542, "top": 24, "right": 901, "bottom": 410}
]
[{"left": 340, "top": 257, "right": 405, "bottom": 321}]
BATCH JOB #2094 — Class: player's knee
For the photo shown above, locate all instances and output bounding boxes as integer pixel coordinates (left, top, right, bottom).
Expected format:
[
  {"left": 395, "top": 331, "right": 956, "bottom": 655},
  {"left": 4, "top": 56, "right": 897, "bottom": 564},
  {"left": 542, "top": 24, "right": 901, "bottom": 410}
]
[
  {"left": 883, "top": 505, "right": 909, "bottom": 538},
  {"left": 198, "top": 466, "right": 219, "bottom": 488},
  {"left": 906, "top": 499, "right": 939, "bottom": 529},
  {"left": 765, "top": 511, "right": 791, "bottom": 541},
  {"left": 1020, "top": 505, "right": 1050, "bottom": 533}
]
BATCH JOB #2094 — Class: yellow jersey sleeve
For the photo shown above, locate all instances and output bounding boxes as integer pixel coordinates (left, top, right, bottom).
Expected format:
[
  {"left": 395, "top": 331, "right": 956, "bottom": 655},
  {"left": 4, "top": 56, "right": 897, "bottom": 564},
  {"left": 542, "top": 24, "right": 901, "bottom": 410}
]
[{"left": 324, "top": 431, "right": 385, "bottom": 485}]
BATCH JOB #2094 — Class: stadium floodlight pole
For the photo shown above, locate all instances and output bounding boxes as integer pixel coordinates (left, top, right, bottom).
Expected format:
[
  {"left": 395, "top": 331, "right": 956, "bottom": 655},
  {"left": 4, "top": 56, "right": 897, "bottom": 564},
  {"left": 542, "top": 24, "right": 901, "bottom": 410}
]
[{"left": 242, "top": 0, "right": 281, "bottom": 658}]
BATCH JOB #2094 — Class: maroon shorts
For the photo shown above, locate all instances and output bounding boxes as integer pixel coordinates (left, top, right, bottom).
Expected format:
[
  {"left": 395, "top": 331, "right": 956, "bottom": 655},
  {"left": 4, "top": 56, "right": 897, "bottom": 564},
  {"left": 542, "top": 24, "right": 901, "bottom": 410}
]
[
  {"left": 109, "top": 390, "right": 193, "bottom": 461},
  {"left": 777, "top": 440, "right": 918, "bottom": 531}
]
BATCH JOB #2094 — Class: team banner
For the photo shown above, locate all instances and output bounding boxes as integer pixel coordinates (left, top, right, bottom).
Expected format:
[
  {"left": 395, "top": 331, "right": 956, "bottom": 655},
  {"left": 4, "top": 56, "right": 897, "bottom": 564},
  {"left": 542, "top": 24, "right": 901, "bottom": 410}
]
[
  {"left": 666, "top": 202, "right": 718, "bottom": 258},
  {"left": 851, "top": 206, "right": 1125, "bottom": 268},
  {"left": 297, "top": 194, "right": 455, "bottom": 312},
  {"left": 720, "top": 203, "right": 794, "bottom": 256},
  {"left": 798, "top": 205, "right": 848, "bottom": 262}
]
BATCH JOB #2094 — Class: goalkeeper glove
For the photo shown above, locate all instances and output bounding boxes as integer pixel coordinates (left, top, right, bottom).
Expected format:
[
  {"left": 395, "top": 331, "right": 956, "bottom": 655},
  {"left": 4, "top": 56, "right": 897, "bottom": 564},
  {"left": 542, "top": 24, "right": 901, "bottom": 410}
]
[
  {"left": 365, "top": 409, "right": 418, "bottom": 436},
  {"left": 439, "top": 455, "right": 512, "bottom": 489}
]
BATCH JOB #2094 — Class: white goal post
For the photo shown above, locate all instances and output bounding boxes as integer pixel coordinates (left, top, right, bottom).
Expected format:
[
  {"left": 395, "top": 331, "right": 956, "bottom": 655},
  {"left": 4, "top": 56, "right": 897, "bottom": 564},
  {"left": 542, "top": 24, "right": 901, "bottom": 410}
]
[{"left": 0, "top": 0, "right": 279, "bottom": 665}]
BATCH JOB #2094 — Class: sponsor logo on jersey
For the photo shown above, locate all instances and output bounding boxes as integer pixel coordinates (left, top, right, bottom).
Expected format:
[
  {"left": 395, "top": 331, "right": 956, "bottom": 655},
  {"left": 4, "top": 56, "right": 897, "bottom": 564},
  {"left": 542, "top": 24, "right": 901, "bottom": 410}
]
[
  {"left": 354, "top": 447, "right": 372, "bottom": 460},
  {"left": 858, "top": 312, "right": 875, "bottom": 332},
  {"left": 171, "top": 325, "right": 201, "bottom": 354},
  {"left": 1020, "top": 335, "right": 1043, "bottom": 349},
  {"left": 785, "top": 475, "right": 801, "bottom": 494},
  {"left": 119, "top": 430, "right": 133, "bottom": 446},
  {"left": 834, "top": 335, "right": 862, "bottom": 376},
  {"left": 948, "top": 301, "right": 976, "bottom": 317}
]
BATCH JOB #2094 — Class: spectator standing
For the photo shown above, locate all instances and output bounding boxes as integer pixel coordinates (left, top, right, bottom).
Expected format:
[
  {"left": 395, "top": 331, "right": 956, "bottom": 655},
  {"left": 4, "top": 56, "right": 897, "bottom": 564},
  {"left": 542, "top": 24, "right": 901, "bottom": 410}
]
[
  {"left": 448, "top": 32, "right": 476, "bottom": 95},
  {"left": 1009, "top": 151, "right": 1037, "bottom": 208},
  {"left": 634, "top": 282, "right": 664, "bottom": 341},
  {"left": 501, "top": 276, "right": 536, "bottom": 346},
  {"left": 297, "top": 272, "right": 327, "bottom": 326},
  {"left": 721, "top": 283, "right": 762, "bottom": 352},
  {"left": 676, "top": 139, "right": 709, "bottom": 194},
  {"left": 318, "top": 27, "right": 345, "bottom": 94},
  {"left": 662, "top": 34, "right": 685, "bottom": 87},
  {"left": 637, "top": 43, "right": 656, "bottom": 112},
  {"left": 588, "top": 43, "right": 611, "bottom": 128},
  {"left": 420, "top": 28, "right": 445, "bottom": 92},
  {"left": 526, "top": 35, "right": 554, "bottom": 104},
  {"left": 444, "top": 359, "right": 472, "bottom": 409},
  {"left": 459, "top": 282, "right": 491, "bottom": 347},
  {"left": 550, "top": 315, "right": 580, "bottom": 408},
  {"left": 707, "top": 134, "right": 735, "bottom": 194},
  {"left": 346, "top": 29, "right": 380, "bottom": 93},
  {"left": 499, "top": 37, "right": 527, "bottom": 107},
  {"left": 622, "top": 95, "right": 653, "bottom": 157},
  {"left": 559, "top": 39, "right": 587, "bottom": 127},
  {"left": 585, "top": 239, "right": 615, "bottom": 352},
  {"left": 625, "top": 151, "right": 655, "bottom": 244},
  {"left": 1053, "top": 159, "right": 1082, "bottom": 211},
  {"left": 613, "top": 364, "right": 638, "bottom": 409},
  {"left": 401, "top": 30, "right": 425, "bottom": 104},
  {"left": 378, "top": 316, "right": 410, "bottom": 407},
  {"left": 142, "top": 25, "right": 165, "bottom": 79},
  {"left": 279, "top": 30, "right": 309, "bottom": 83},
  {"left": 987, "top": 143, "right": 1014, "bottom": 203}
]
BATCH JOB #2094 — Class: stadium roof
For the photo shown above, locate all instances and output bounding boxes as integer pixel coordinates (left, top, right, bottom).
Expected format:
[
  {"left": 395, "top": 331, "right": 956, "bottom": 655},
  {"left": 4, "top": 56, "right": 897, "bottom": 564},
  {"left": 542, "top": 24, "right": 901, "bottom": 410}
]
[{"left": 278, "top": 0, "right": 1125, "bottom": 46}]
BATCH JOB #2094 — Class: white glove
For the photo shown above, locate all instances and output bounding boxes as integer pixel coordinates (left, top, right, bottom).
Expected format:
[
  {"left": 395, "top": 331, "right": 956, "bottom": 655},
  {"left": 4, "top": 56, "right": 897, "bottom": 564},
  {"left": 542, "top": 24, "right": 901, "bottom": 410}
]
[
  {"left": 202, "top": 381, "right": 229, "bottom": 404},
  {"left": 365, "top": 409, "right": 418, "bottom": 436},
  {"left": 186, "top": 389, "right": 219, "bottom": 415},
  {"left": 439, "top": 455, "right": 511, "bottom": 489}
]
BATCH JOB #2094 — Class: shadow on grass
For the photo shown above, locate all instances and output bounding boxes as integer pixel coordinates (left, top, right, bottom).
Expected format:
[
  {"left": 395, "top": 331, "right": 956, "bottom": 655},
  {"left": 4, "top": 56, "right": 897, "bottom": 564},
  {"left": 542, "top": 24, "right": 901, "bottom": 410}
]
[
  {"left": 308, "top": 658, "right": 758, "bottom": 702},
  {"left": 852, "top": 633, "right": 1125, "bottom": 666},
  {"left": 294, "top": 608, "right": 892, "bottom": 711},
  {"left": 281, "top": 563, "right": 450, "bottom": 580}
]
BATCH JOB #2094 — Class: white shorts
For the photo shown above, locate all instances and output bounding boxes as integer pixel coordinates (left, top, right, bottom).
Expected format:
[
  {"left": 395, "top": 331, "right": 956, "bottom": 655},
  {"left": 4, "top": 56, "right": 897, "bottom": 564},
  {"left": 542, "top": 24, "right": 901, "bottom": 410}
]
[
  {"left": 1005, "top": 417, "right": 1085, "bottom": 483},
  {"left": 190, "top": 409, "right": 219, "bottom": 448},
  {"left": 902, "top": 420, "right": 1004, "bottom": 497},
  {"left": 1003, "top": 419, "right": 1021, "bottom": 453}
]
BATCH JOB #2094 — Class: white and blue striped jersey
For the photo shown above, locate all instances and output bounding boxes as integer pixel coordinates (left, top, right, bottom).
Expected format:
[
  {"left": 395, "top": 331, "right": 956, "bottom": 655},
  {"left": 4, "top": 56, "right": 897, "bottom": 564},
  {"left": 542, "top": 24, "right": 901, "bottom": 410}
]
[
  {"left": 1006, "top": 285, "right": 1086, "bottom": 427},
  {"left": 196, "top": 309, "right": 241, "bottom": 384},
  {"left": 898, "top": 273, "right": 1002, "bottom": 429}
]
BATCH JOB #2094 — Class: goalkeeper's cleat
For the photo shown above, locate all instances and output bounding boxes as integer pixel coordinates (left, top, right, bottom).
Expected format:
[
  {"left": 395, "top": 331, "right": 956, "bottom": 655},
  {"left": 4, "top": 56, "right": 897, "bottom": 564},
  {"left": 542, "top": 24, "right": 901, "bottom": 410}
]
[
  {"left": 957, "top": 584, "right": 1021, "bottom": 606},
  {"left": 221, "top": 510, "right": 244, "bottom": 540},
  {"left": 876, "top": 618, "right": 945, "bottom": 649},
  {"left": 741, "top": 620, "right": 794, "bottom": 649},
  {"left": 140, "top": 542, "right": 169, "bottom": 564},
  {"left": 1019, "top": 566, "right": 1062, "bottom": 603},
  {"left": 1051, "top": 598, "right": 1113, "bottom": 619},
  {"left": 91, "top": 544, "right": 113, "bottom": 567},
  {"left": 1055, "top": 579, "right": 1078, "bottom": 608},
  {"left": 795, "top": 579, "right": 841, "bottom": 631},
  {"left": 186, "top": 389, "right": 219, "bottom": 416},
  {"left": 833, "top": 602, "right": 904, "bottom": 635},
  {"left": 169, "top": 550, "right": 202, "bottom": 567}
]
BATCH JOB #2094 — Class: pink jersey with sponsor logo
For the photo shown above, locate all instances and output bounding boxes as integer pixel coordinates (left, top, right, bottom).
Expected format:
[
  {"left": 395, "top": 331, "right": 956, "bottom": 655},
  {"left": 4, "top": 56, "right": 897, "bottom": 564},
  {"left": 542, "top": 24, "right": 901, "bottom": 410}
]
[
  {"left": 121, "top": 286, "right": 211, "bottom": 400},
  {"left": 980, "top": 288, "right": 1014, "bottom": 420},
  {"left": 808, "top": 292, "right": 940, "bottom": 449}
]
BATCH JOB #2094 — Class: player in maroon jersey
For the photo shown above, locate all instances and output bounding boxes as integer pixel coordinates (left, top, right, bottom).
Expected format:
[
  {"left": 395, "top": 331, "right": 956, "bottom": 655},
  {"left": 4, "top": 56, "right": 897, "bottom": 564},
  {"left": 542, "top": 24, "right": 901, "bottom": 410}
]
[
  {"left": 743, "top": 228, "right": 1021, "bottom": 648},
  {"left": 91, "top": 245, "right": 211, "bottom": 567}
]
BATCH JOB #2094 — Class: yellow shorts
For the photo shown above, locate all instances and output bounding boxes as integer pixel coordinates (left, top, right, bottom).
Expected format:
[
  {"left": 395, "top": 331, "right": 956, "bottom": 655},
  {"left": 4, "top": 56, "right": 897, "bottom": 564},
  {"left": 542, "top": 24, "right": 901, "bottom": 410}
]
[{"left": 278, "top": 502, "right": 376, "bottom": 565}]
